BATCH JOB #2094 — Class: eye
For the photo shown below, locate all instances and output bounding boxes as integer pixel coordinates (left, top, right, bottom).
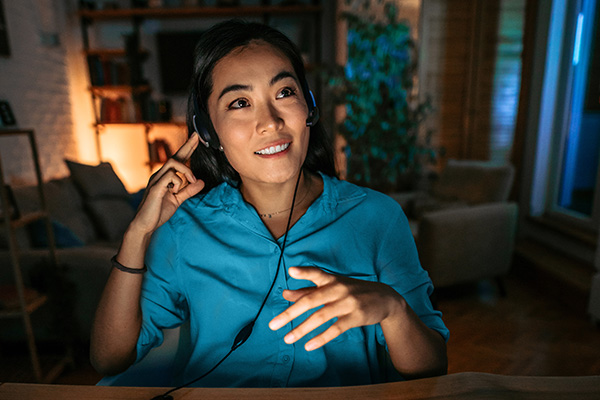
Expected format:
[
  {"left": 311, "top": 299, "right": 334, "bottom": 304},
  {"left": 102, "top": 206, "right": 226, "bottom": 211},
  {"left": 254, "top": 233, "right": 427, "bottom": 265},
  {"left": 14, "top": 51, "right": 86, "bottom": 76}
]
[
  {"left": 277, "top": 87, "right": 297, "bottom": 99},
  {"left": 228, "top": 98, "right": 250, "bottom": 109}
]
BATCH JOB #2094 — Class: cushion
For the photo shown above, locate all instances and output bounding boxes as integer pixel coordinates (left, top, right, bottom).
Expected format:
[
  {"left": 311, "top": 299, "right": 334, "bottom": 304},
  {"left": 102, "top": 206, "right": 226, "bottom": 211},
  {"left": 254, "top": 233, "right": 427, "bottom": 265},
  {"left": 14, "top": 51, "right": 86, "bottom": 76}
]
[
  {"left": 65, "top": 160, "right": 135, "bottom": 242},
  {"left": 432, "top": 160, "right": 515, "bottom": 205},
  {"left": 29, "top": 219, "right": 85, "bottom": 248},
  {"left": 65, "top": 160, "right": 130, "bottom": 200},
  {"left": 43, "top": 178, "right": 97, "bottom": 244},
  {"left": 86, "top": 199, "right": 136, "bottom": 242}
]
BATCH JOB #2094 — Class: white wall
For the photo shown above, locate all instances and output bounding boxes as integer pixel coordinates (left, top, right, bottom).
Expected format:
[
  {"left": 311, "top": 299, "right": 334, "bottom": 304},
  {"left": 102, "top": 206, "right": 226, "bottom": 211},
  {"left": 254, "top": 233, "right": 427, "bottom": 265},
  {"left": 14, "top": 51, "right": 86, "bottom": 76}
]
[{"left": 0, "top": 0, "right": 78, "bottom": 185}]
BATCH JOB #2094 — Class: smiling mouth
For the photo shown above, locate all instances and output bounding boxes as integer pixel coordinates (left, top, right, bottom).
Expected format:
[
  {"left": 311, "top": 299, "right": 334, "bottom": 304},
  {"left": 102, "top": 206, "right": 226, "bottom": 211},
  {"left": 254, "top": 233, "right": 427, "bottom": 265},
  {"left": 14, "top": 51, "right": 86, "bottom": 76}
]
[{"left": 254, "top": 142, "right": 290, "bottom": 155}]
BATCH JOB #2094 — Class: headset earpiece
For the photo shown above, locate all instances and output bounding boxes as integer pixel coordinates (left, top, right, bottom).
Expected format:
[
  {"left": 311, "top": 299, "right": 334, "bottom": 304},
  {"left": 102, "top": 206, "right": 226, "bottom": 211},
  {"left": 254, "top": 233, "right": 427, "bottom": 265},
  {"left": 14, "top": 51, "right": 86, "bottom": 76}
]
[
  {"left": 305, "top": 89, "right": 320, "bottom": 127},
  {"left": 192, "top": 91, "right": 221, "bottom": 150}
]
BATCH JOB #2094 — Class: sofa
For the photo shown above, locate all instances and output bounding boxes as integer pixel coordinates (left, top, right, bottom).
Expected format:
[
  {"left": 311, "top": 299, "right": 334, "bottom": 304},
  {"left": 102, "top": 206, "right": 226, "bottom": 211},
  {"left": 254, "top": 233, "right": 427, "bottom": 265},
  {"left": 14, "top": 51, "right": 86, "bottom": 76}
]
[
  {"left": 0, "top": 160, "right": 139, "bottom": 343},
  {"left": 390, "top": 159, "right": 519, "bottom": 293}
]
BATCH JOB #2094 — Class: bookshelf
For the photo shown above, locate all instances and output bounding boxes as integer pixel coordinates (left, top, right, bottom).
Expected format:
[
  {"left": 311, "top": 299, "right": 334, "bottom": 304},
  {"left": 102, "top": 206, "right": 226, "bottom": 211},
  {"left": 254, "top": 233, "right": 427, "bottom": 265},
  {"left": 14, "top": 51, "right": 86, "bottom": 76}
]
[
  {"left": 0, "top": 129, "right": 72, "bottom": 383},
  {"left": 78, "top": 1, "right": 323, "bottom": 167}
]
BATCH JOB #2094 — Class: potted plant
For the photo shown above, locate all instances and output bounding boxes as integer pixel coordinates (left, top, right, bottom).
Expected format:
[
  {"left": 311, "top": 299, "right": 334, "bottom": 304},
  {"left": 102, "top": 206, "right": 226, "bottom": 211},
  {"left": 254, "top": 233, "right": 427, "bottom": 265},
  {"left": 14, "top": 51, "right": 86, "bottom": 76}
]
[{"left": 324, "top": 0, "right": 440, "bottom": 192}]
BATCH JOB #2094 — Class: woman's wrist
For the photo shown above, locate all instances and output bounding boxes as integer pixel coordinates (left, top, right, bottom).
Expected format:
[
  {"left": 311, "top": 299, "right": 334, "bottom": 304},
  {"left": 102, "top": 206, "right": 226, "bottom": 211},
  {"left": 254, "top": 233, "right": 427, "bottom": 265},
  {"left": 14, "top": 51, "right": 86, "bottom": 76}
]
[
  {"left": 380, "top": 289, "right": 408, "bottom": 328},
  {"left": 123, "top": 221, "right": 154, "bottom": 248}
]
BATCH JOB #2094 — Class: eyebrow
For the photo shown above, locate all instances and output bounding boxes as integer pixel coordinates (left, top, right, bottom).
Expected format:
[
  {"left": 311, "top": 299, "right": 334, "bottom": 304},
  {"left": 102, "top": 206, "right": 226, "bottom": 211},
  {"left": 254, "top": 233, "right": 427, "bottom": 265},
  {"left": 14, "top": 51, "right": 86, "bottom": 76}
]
[{"left": 217, "top": 70, "right": 299, "bottom": 100}]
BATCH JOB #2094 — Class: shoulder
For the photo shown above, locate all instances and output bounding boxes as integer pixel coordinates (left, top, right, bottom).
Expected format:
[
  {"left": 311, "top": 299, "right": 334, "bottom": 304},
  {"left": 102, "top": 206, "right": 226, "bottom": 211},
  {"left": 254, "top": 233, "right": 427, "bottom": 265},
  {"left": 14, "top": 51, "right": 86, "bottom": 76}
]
[{"left": 324, "top": 175, "right": 405, "bottom": 220}]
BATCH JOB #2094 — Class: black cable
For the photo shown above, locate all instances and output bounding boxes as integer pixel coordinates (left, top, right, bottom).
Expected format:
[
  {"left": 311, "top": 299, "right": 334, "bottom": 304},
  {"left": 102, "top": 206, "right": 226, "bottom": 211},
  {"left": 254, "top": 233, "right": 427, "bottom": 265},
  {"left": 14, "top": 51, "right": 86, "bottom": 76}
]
[{"left": 151, "top": 172, "right": 303, "bottom": 400}]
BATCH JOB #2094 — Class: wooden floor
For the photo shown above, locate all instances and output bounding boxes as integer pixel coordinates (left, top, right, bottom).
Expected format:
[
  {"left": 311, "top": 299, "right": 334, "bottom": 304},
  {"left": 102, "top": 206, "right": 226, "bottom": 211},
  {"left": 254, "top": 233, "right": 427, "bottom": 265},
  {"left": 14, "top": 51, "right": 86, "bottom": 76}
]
[
  {"left": 1, "top": 271, "right": 600, "bottom": 385},
  {"left": 439, "top": 274, "right": 600, "bottom": 376}
]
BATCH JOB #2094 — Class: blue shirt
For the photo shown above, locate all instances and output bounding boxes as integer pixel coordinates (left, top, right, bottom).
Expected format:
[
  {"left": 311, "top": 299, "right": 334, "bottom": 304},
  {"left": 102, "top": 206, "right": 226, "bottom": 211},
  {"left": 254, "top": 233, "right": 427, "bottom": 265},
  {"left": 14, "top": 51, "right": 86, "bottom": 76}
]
[{"left": 136, "top": 174, "right": 449, "bottom": 388}]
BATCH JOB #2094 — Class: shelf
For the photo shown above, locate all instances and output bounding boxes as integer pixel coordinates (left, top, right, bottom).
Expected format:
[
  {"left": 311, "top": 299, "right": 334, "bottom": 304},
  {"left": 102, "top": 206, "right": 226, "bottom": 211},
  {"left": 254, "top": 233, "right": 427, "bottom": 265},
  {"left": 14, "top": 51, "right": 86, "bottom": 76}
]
[
  {"left": 78, "top": 5, "right": 322, "bottom": 20},
  {"left": 85, "top": 48, "right": 149, "bottom": 58},
  {"left": 96, "top": 121, "right": 186, "bottom": 128},
  {"left": 0, "top": 286, "right": 48, "bottom": 319},
  {"left": 90, "top": 85, "right": 151, "bottom": 95}
]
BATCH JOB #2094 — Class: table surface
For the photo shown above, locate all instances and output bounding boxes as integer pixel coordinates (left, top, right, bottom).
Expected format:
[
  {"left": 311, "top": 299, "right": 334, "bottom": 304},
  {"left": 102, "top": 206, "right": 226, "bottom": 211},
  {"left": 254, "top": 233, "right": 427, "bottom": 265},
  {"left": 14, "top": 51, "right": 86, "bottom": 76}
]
[{"left": 1, "top": 372, "right": 599, "bottom": 400}]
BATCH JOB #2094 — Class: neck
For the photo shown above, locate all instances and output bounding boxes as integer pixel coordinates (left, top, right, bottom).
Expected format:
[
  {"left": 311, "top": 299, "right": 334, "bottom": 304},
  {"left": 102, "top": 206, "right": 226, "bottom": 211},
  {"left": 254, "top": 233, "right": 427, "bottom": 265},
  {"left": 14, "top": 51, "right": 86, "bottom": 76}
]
[{"left": 240, "top": 171, "right": 307, "bottom": 218}]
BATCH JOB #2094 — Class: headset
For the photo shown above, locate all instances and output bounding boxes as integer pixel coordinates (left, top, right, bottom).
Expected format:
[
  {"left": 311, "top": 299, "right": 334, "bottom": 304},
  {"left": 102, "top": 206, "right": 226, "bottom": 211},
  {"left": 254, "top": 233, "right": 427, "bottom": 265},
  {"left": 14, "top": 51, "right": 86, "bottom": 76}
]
[{"left": 192, "top": 82, "right": 320, "bottom": 150}]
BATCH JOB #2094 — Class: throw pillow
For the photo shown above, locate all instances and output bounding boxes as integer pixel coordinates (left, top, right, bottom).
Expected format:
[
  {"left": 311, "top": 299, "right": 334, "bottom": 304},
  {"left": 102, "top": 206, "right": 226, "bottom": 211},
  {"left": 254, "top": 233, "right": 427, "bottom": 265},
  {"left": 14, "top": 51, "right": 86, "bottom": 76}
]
[
  {"left": 29, "top": 219, "right": 85, "bottom": 248},
  {"left": 64, "top": 160, "right": 135, "bottom": 242},
  {"left": 65, "top": 159, "right": 130, "bottom": 200}
]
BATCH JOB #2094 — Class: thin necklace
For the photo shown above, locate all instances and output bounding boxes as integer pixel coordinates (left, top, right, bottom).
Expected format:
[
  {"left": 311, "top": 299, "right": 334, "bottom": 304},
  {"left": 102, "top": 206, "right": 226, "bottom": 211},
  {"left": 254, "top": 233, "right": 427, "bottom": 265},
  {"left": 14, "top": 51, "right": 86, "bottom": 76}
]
[{"left": 259, "top": 178, "right": 311, "bottom": 219}]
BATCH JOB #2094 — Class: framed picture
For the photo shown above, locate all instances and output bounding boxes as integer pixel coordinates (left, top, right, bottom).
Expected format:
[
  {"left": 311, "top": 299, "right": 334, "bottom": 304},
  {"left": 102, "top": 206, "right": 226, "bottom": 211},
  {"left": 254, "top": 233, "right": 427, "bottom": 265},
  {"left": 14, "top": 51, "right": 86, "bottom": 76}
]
[
  {"left": 0, "top": 0, "right": 10, "bottom": 57},
  {"left": 0, "top": 100, "right": 16, "bottom": 127}
]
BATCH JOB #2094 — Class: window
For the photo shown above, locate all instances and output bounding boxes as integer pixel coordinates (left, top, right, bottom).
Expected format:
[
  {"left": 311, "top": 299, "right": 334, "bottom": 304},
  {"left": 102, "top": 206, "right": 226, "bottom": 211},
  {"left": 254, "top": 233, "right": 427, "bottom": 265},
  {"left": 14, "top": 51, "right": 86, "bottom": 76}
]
[{"left": 551, "top": 0, "right": 600, "bottom": 229}]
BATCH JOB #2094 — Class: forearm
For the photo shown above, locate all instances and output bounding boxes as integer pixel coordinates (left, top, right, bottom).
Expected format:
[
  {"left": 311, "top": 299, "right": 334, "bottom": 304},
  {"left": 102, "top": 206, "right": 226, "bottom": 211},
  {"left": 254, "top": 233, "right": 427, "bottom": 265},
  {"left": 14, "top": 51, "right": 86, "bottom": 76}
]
[
  {"left": 380, "top": 294, "right": 448, "bottom": 379},
  {"left": 90, "top": 225, "right": 152, "bottom": 376}
]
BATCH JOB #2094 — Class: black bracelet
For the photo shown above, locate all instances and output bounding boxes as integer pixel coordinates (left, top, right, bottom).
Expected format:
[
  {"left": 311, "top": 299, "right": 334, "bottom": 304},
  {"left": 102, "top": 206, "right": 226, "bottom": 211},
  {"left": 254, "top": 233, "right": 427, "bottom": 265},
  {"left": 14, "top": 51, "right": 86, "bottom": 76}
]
[{"left": 111, "top": 255, "right": 147, "bottom": 274}]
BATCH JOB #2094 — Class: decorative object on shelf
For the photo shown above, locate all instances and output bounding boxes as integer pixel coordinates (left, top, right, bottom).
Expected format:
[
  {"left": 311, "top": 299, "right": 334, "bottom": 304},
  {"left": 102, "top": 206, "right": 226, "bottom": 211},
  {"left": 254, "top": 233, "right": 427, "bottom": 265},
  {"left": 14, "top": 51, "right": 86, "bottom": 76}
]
[
  {"left": 324, "top": 0, "right": 440, "bottom": 193},
  {"left": 0, "top": 100, "right": 16, "bottom": 127},
  {"left": 148, "top": 139, "right": 172, "bottom": 163}
]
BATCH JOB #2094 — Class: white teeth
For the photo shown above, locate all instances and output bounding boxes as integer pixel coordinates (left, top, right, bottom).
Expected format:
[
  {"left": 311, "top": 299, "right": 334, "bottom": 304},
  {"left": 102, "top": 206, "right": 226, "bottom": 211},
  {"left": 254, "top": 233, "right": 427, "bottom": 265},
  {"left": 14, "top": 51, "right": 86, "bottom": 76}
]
[{"left": 255, "top": 142, "right": 290, "bottom": 155}]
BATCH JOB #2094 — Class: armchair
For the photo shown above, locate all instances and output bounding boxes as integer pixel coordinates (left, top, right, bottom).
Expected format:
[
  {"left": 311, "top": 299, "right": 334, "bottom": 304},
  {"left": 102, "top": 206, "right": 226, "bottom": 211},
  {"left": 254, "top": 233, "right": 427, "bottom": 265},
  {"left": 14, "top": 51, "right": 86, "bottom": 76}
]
[{"left": 391, "top": 160, "right": 518, "bottom": 293}]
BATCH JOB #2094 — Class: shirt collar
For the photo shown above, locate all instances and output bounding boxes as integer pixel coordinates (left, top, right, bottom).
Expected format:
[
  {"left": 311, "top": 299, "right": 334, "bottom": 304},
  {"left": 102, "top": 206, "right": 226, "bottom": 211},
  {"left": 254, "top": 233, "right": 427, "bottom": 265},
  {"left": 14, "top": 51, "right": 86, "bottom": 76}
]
[{"left": 200, "top": 172, "right": 367, "bottom": 242}]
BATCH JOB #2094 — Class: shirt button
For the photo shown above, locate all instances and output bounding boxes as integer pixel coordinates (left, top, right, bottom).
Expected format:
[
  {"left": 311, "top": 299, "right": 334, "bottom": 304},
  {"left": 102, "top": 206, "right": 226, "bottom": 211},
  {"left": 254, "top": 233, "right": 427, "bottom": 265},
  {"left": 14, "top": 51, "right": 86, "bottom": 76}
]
[
  {"left": 274, "top": 247, "right": 280, "bottom": 254},
  {"left": 282, "top": 355, "right": 290, "bottom": 363}
]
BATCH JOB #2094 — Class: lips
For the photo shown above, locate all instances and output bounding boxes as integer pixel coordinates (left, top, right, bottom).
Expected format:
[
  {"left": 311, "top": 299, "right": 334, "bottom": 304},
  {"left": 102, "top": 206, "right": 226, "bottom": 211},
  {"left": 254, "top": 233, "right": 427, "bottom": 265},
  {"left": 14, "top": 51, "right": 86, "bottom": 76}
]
[{"left": 254, "top": 142, "right": 291, "bottom": 155}]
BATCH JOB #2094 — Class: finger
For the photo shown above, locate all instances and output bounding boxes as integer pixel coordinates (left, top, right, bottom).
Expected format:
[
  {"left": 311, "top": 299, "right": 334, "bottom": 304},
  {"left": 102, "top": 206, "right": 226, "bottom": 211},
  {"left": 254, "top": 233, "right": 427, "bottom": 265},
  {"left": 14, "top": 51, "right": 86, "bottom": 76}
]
[
  {"left": 304, "top": 317, "right": 354, "bottom": 351},
  {"left": 149, "top": 160, "right": 196, "bottom": 189},
  {"left": 162, "top": 171, "right": 184, "bottom": 193},
  {"left": 281, "top": 287, "right": 315, "bottom": 303},
  {"left": 269, "top": 283, "right": 341, "bottom": 331},
  {"left": 173, "top": 131, "right": 200, "bottom": 163},
  {"left": 173, "top": 179, "right": 205, "bottom": 203},
  {"left": 288, "top": 266, "right": 337, "bottom": 287},
  {"left": 282, "top": 299, "right": 349, "bottom": 345}
]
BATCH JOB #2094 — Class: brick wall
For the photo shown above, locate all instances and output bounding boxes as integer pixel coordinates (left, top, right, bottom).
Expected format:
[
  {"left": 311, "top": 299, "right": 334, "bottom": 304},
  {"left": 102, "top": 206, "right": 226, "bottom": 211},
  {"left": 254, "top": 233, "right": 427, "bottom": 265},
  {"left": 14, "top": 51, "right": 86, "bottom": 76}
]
[{"left": 0, "top": 0, "right": 77, "bottom": 185}]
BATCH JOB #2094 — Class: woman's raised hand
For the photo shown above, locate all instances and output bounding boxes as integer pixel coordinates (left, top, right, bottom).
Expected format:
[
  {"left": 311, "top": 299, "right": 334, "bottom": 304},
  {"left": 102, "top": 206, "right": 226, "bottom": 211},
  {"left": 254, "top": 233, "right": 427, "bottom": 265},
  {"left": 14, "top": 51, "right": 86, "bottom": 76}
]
[{"left": 130, "top": 132, "right": 205, "bottom": 236}]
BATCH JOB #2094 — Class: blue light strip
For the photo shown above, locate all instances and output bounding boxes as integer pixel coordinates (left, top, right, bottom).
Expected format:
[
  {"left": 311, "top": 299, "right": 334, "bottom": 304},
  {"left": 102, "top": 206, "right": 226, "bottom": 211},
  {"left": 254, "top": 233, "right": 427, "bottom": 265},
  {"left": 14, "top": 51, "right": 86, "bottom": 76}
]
[{"left": 573, "top": 13, "right": 584, "bottom": 65}]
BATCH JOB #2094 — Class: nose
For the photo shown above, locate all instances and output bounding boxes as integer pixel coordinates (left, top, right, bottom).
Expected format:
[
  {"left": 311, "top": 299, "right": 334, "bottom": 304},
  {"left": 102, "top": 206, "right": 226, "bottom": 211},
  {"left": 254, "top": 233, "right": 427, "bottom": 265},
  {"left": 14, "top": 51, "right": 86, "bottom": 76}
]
[{"left": 256, "top": 102, "right": 284, "bottom": 134}]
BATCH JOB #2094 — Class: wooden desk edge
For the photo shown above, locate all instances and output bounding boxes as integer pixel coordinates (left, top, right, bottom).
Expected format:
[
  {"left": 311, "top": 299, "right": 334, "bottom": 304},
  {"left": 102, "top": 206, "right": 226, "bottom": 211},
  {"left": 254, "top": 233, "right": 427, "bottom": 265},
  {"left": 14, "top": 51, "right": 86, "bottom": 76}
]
[{"left": 1, "top": 372, "right": 600, "bottom": 400}]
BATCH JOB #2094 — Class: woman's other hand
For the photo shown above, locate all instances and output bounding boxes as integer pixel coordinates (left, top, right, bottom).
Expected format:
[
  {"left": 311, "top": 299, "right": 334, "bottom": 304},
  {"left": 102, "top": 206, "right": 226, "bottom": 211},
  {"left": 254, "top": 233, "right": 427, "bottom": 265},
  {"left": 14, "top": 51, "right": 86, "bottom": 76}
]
[
  {"left": 130, "top": 132, "right": 205, "bottom": 236},
  {"left": 268, "top": 266, "right": 402, "bottom": 351}
]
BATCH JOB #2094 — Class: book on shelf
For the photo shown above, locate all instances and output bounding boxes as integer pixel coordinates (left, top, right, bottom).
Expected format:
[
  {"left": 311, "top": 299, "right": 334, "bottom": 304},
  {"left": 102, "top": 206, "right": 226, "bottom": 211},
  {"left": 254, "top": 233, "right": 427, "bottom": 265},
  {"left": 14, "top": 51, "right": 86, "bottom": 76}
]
[
  {"left": 87, "top": 55, "right": 131, "bottom": 86},
  {"left": 96, "top": 96, "right": 172, "bottom": 124}
]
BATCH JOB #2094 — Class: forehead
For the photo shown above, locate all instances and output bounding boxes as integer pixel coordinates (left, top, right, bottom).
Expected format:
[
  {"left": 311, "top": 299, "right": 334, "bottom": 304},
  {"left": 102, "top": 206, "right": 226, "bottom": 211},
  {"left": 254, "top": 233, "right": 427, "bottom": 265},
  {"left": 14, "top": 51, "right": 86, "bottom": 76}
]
[{"left": 211, "top": 41, "right": 297, "bottom": 86}]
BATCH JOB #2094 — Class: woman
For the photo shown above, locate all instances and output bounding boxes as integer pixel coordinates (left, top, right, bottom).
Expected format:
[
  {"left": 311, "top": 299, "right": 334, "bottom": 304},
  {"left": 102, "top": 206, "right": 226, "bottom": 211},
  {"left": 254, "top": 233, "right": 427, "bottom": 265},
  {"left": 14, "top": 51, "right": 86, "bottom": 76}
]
[{"left": 90, "top": 19, "right": 448, "bottom": 388}]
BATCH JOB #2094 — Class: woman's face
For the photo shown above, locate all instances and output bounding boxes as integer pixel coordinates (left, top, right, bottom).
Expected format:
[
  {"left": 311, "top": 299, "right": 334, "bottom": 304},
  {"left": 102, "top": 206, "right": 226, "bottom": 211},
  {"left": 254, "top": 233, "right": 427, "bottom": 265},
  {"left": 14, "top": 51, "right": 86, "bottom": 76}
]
[{"left": 207, "top": 41, "right": 310, "bottom": 187}]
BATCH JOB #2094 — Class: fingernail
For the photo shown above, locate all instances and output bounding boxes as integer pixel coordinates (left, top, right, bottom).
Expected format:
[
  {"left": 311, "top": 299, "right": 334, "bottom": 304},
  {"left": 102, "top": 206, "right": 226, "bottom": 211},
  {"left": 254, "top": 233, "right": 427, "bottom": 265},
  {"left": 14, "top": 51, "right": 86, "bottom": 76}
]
[
  {"left": 269, "top": 319, "right": 281, "bottom": 331},
  {"left": 284, "top": 333, "right": 295, "bottom": 344},
  {"left": 305, "top": 341, "right": 317, "bottom": 351}
]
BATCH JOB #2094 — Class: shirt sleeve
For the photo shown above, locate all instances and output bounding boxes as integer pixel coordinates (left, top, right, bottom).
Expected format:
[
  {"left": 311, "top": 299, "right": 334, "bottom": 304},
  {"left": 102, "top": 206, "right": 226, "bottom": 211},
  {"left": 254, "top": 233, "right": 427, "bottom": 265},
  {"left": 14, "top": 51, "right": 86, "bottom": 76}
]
[
  {"left": 375, "top": 204, "right": 450, "bottom": 344},
  {"left": 135, "top": 220, "right": 189, "bottom": 363}
]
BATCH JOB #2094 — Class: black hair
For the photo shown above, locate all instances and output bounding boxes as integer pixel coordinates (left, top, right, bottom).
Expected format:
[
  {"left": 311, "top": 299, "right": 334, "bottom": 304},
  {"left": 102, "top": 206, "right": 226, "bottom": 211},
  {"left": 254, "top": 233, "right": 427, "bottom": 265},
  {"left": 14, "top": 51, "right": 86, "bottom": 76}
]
[{"left": 186, "top": 19, "right": 336, "bottom": 192}]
